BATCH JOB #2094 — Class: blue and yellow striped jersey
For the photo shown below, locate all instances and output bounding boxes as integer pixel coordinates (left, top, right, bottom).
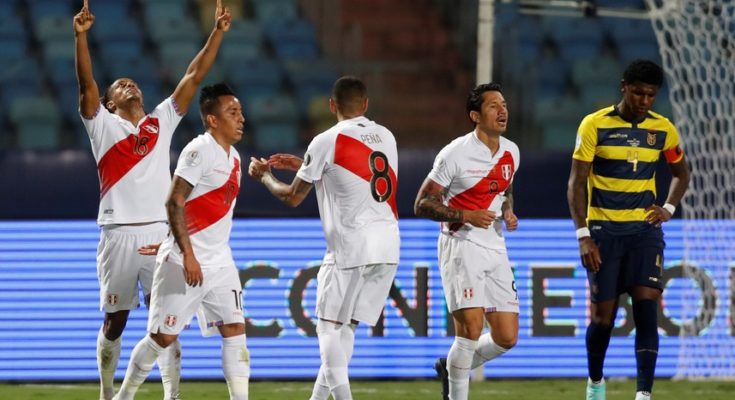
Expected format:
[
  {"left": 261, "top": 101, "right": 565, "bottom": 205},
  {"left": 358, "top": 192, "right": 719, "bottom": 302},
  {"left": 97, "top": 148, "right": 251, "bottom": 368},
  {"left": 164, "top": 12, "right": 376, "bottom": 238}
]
[{"left": 572, "top": 105, "right": 684, "bottom": 235}]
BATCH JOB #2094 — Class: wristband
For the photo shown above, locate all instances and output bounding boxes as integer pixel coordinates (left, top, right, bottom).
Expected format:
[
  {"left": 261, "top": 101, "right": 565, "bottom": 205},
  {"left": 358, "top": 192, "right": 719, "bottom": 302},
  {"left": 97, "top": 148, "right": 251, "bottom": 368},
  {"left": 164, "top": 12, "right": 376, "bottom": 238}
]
[
  {"left": 662, "top": 203, "right": 676, "bottom": 215},
  {"left": 575, "top": 227, "right": 591, "bottom": 239}
]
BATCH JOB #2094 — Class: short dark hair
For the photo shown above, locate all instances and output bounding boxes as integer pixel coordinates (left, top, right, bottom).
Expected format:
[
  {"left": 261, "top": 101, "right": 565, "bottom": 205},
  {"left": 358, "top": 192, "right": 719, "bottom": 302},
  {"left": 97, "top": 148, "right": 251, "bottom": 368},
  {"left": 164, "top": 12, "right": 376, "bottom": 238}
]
[
  {"left": 466, "top": 83, "right": 502, "bottom": 122},
  {"left": 332, "top": 76, "right": 367, "bottom": 114},
  {"left": 101, "top": 85, "right": 113, "bottom": 112},
  {"left": 623, "top": 59, "right": 664, "bottom": 87},
  {"left": 199, "top": 83, "right": 236, "bottom": 128}
]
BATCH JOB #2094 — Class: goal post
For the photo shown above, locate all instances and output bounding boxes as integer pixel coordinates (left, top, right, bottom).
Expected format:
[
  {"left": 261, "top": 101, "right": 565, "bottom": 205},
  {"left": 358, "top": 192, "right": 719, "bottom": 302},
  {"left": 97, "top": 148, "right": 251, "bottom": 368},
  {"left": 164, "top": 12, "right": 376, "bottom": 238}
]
[{"left": 644, "top": 0, "right": 735, "bottom": 379}]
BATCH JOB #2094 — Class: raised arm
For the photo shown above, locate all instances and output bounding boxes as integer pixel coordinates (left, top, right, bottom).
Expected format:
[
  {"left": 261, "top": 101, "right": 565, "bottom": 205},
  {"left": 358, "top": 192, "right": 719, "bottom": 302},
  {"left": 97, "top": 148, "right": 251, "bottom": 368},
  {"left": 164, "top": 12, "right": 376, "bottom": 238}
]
[
  {"left": 414, "top": 177, "right": 495, "bottom": 228},
  {"left": 166, "top": 176, "right": 203, "bottom": 287},
  {"left": 73, "top": 1, "right": 100, "bottom": 118},
  {"left": 171, "top": 0, "right": 231, "bottom": 112},
  {"left": 249, "top": 157, "right": 313, "bottom": 207}
]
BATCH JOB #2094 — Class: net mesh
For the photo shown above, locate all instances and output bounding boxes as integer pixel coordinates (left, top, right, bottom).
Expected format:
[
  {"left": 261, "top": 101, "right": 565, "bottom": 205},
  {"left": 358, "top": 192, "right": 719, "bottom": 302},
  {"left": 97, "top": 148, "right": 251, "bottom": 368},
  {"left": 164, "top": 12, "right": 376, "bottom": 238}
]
[{"left": 645, "top": 0, "right": 735, "bottom": 379}]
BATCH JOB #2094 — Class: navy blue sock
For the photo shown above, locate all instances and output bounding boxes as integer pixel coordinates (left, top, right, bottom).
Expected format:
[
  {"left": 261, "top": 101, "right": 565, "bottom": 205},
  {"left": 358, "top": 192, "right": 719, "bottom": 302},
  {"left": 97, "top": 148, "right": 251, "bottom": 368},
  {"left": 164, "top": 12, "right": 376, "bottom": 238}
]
[
  {"left": 586, "top": 322, "right": 613, "bottom": 382},
  {"left": 633, "top": 299, "right": 659, "bottom": 393}
]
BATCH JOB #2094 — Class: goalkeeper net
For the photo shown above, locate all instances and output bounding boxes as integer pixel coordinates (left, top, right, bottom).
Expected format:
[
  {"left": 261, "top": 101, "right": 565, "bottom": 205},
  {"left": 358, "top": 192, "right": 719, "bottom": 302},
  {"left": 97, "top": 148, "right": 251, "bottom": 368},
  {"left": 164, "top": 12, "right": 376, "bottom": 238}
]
[{"left": 645, "top": 0, "right": 735, "bottom": 379}]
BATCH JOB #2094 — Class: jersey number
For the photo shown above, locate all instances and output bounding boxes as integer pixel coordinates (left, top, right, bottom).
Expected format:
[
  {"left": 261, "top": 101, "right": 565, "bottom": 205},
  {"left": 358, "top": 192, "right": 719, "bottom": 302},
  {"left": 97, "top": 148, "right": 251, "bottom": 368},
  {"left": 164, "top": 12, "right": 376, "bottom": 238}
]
[
  {"left": 231, "top": 289, "right": 243, "bottom": 310},
  {"left": 368, "top": 151, "right": 393, "bottom": 202}
]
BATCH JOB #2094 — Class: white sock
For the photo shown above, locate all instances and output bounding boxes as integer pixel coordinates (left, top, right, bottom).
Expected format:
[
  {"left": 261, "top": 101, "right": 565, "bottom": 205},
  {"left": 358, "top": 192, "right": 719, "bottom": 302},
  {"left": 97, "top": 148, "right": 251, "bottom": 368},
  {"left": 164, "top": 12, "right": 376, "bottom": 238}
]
[
  {"left": 97, "top": 326, "right": 121, "bottom": 400},
  {"left": 447, "top": 337, "right": 478, "bottom": 400},
  {"left": 222, "top": 334, "right": 250, "bottom": 400},
  {"left": 309, "top": 366, "right": 330, "bottom": 400},
  {"left": 310, "top": 323, "right": 356, "bottom": 400},
  {"left": 471, "top": 333, "right": 509, "bottom": 369},
  {"left": 341, "top": 323, "right": 357, "bottom": 362},
  {"left": 635, "top": 391, "right": 652, "bottom": 400},
  {"left": 158, "top": 338, "right": 181, "bottom": 400},
  {"left": 116, "top": 335, "right": 164, "bottom": 400},
  {"left": 316, "top": 320, "right": 352, "bottom": 400}
]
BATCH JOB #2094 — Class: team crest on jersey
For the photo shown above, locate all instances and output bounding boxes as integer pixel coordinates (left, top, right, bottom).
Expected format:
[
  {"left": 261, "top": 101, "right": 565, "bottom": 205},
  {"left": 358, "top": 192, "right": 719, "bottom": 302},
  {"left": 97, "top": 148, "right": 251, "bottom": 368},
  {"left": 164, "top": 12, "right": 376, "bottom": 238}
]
[
  {"left": 165, "top": 315, "right": 177, "bottom": 327},
  {"left": 141, "top": 123, "right": 159, "bottom": 134},
  {"left": 501, "top": 164, "right": 512, "bottom": 180},
  {"left": 107, "top": 294, "right": 118, "bottom": 305},
  {"left": 463, "top": 288, "right": 474, "bottom": 300},
  {"left": 647, "top": 131, "right": 657, "bottom": 146}
]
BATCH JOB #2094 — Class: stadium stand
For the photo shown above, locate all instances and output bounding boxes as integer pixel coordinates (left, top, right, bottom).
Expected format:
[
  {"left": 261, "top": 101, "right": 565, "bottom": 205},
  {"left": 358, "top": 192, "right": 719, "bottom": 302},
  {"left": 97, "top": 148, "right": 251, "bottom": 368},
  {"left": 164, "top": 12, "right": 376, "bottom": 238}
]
[{"left": 0, "top": 0, "right": 667, "bottom": 153}]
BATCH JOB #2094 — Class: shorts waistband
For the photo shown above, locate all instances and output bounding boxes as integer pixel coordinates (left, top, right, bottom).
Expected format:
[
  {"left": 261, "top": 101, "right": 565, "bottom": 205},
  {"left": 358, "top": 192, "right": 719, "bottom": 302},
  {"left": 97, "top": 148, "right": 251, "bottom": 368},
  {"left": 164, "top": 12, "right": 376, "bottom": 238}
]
[{"left": 101, "top": 221, "right": 168, "bottom": 234}]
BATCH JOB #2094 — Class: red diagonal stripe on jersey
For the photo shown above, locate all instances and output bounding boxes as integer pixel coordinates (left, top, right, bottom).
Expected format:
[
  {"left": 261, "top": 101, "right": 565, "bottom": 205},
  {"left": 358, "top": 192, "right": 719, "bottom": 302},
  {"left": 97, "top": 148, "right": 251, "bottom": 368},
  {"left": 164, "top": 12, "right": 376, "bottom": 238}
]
[
  {"left": 97, "top": 117, "right": 161, "bottom": 198},
  {"left": 447, "top": 150, "right": 514, "bottom": 231},
  {"left": 184, "top": 158, "right": 240, "bottom": 235},
  {"left": 333, "top": 133, "right": 398, "bottom": 217}
]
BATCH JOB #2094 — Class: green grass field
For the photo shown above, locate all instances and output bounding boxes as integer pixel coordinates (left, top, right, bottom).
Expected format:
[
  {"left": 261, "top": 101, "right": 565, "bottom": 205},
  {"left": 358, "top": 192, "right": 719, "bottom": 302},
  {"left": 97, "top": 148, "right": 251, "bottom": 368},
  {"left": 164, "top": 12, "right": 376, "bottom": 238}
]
[{"left": 4, "top": 379, "right": 735, "bottom": 400}]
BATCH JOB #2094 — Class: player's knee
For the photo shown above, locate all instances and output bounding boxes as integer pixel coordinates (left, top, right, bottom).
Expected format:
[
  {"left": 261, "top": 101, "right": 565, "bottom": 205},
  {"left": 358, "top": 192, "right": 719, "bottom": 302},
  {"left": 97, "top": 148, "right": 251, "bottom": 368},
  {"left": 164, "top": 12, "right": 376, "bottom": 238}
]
[
  {"left": 494, "top": 332, "right": 518, "bottom": 349},
  {"left": 102, "top": 313, "right": 129, "bottom": 340},
  {"left": 591, "top": 318, "right": 615, "bottom": 330},
  {"left": 456, "top": 321, "right": 484, "bottom": 340},
  {"left": 219, "top": 323, "right": 246, "bottom": 338}
]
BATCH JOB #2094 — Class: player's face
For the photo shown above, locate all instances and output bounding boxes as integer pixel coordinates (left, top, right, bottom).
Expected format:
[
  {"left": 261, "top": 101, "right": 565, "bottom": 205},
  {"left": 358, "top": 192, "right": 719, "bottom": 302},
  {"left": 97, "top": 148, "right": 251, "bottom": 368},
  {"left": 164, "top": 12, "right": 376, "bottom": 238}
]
[
  {"left": 475, "top": 90, "right": 508, "bottom": 135},
  {"left": 109, "top": 78, "right": 143, "bottom": 107},
  {"left": 213, "top": 95, "right": 245, "bottom": 144},
  {"left": 621, "top": 81, "right": 658, "bottom": 120}
]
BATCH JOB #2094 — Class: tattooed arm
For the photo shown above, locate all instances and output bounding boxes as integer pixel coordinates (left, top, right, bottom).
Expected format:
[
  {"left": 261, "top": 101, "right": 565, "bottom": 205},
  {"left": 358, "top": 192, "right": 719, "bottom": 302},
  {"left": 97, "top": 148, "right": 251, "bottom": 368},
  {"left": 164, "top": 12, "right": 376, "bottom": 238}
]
[
  {"left": 414, "top": 177, "right": 495, "bottom": 229},
  {"left": 166, "top": 176, "right": 203, "bottom": 286},
  {"left": 249, "top": 156, "right": 313, "bottom": 207},
  {"left": 501, "top": 183, "right": 518, "bottom": 231}
]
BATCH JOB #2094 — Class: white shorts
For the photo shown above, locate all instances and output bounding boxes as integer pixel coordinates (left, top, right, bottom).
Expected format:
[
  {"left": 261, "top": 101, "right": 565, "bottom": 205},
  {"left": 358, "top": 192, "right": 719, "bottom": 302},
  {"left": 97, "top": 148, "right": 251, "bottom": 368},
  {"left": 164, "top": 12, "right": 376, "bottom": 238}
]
[
  {"left": 147, "top": 259, "right": 245, "bottom": 336},
  {"left": 97, "top": 223, "right": 168, "bottom": 312},
  {"left": 438, "top": 234, "right": 519, "bottom": 314},
  {"left": 316, "top": 263, "right": 398, "bottom": 326}
]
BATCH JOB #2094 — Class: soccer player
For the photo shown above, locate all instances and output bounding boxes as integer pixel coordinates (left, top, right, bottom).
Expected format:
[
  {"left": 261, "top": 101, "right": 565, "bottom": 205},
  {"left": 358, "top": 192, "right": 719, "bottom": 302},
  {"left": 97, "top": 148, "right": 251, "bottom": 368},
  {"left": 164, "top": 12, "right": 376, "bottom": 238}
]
[
  {"left": 113, "top": 83, "right": 248, "bottom": 400},
  {"left": 248, "top": 76, "right": 399, "bottom": 400},
  {"left": 414, "top": 83, "right": 520, "bottom": 400},
  {"left": 567, "top": 59, "right": 690, "bottom": 400},
  {"left": 74, "top": 1, "right": 231, "bottom": 399}
]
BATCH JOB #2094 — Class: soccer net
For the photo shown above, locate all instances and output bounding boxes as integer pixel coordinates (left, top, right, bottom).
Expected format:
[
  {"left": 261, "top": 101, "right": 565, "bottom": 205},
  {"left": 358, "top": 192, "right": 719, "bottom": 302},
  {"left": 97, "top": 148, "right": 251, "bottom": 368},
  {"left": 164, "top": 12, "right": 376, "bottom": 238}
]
[{"left": 645, "top": 0, "right": 735, "bottom": 379}]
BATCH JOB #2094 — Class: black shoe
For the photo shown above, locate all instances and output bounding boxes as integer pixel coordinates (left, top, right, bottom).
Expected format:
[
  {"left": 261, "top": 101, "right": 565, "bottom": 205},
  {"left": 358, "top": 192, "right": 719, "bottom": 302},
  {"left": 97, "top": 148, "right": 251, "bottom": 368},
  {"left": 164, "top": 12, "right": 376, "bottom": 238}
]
[{"left": 434, "top": 357, "right": 449, "bottom": 400}]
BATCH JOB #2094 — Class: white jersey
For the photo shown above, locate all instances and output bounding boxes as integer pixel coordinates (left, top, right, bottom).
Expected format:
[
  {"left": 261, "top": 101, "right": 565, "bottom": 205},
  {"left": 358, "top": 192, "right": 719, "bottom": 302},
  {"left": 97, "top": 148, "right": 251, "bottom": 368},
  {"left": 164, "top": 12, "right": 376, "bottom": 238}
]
[
  {"left": 157, "top": 132, "right": 241, "bottom": 269},
  {"left": 81, "top": 97, "right": 184, "bottom": 225},
  {"left": 428, "top": 132, "right": 520, "bottom": 250},
  {"left": 297, "top": 116, "right": 400, "bottom": 269}
]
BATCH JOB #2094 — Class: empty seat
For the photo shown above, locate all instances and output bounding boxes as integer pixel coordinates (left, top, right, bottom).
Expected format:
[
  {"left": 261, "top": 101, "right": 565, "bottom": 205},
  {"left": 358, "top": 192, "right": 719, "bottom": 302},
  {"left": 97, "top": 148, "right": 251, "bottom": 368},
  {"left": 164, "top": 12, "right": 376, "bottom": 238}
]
[
  {"left": 34, "top": 15, "right": 72, "bottom": 43},
  {"left": 252, "top": 122, "right": 299, "bottom": 150},
  {"left": 247, "top": 94, "right": 299, "bottom": 124},
  {"left": 147, "top": 17, "right": 200, "bottom": 44},
  {"left": 91, "top": 16, "right": 142, "bottom": 43},
  {"left": 9, "top": 96, "right": 62, "bottom": 149},
  {"left": 27, "top": 0, "right": 71, "bottom": 19},
  {"left": 87, "top": 0, "right": 131, "bottom": 20},
  {"left": 252, "top": 0, "right": 298, "bottom": 26},
  {"left": 227, "top": 59, "right": 283, "bottom": 97},
  {"left": 266, "top": 19, "right": 319, "bottom": 60}
]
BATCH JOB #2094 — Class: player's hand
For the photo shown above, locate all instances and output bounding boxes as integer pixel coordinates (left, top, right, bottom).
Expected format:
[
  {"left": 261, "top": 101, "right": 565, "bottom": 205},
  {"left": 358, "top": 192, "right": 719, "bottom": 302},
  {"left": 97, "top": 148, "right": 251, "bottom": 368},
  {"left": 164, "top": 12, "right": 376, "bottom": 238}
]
[
  {"left": 268, "top": 153, "right": 303, "bottom": 172},
  {"left": 463, "top": 209, "right": 496, "bottom": 229},
  {"left": 183, "top": 253, "right": 203, "bottom": 287},
  {"left": 579, "top": 237, "right": 602, "bottom": 272},
  {"left": 248, "top": 156, "right": 271, "bottom": 181},
  {"left": 645, "top": 204, "right": 672, "bottom": 227},
  {"left": 138, "top": 243, "right": 161, "bottom": 256},
  {"left": 73, "top": 2, "right": 94, "bottom": 34},
  {"left": 503, "top": 209, "right": 518, "bottom": 231},
  {"left": 215, "top": 0, "right": 231, "bottom": 32}
]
